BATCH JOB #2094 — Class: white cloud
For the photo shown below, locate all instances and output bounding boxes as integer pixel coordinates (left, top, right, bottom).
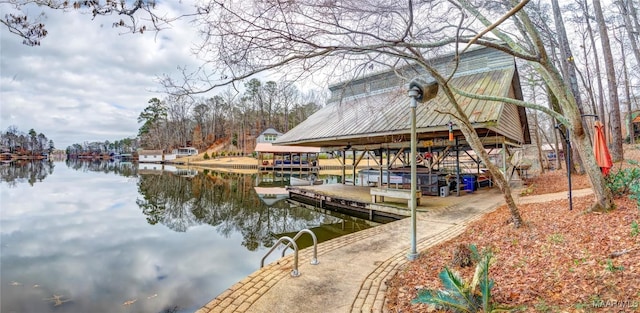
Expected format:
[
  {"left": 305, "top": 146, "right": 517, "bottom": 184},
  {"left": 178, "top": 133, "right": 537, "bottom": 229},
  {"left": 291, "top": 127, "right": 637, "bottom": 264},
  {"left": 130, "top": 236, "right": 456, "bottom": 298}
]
[{"left": 0, "top": 2, "right": 201, "bottom": 149}]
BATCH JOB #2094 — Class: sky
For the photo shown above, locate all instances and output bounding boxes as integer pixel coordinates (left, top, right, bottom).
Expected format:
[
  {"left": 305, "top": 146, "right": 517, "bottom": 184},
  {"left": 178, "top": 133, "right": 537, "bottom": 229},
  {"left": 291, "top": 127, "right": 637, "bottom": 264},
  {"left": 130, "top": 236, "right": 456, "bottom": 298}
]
[{"left": 0, "top": 2, "right": 203, "bottom": 149}]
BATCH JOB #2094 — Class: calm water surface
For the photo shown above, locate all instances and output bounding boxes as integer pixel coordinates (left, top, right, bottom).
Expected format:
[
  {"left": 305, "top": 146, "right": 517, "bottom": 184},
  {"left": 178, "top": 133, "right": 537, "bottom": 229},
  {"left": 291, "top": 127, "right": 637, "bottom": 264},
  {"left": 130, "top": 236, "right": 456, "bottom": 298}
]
[{"left": 1, "top": 160, "right": 373, "bottom": 313}]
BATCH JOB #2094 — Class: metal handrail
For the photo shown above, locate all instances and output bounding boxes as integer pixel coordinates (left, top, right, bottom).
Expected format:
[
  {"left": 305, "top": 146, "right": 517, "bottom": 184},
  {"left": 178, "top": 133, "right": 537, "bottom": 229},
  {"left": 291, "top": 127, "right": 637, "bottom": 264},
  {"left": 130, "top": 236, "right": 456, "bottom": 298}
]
[
  {"left": 260, "top": 236, "right": 300, "bottom": 277},
  {"left": 281, "top": 229, "right": 319, "bottom": 265}
]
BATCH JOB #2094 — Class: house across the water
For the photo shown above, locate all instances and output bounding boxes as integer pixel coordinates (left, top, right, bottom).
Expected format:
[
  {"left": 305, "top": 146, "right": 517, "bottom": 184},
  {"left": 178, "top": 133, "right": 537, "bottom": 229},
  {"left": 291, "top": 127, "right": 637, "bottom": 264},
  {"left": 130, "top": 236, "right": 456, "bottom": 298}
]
[
  {"left": 173, "top": 147, "right": 198, "bottom": 157},
  {"left": 138, "top": 150, "right": 165, "bottom": 163}
]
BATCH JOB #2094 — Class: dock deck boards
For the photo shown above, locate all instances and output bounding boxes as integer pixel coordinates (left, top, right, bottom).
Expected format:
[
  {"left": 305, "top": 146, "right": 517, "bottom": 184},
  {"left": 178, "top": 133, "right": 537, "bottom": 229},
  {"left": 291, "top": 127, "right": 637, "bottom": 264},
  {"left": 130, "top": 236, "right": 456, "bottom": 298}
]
[{"left": 287, "top": 183, "right": 488, "bottom": 221}]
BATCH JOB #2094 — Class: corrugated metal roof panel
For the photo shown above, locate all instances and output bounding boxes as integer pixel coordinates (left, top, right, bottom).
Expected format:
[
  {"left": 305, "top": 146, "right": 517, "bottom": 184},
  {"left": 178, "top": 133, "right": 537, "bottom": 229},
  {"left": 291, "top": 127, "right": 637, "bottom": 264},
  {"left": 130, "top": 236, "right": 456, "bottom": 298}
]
[{"left": 276, "top": 48, "right": 529, "bottom": 148}]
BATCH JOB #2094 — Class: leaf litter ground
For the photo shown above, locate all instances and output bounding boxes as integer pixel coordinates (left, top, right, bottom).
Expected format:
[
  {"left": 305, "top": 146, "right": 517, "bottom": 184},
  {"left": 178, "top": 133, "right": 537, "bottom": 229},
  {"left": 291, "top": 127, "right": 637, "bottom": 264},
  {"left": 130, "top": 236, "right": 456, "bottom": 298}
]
[{"left": 385, "top": 145, "right": 640, "bottom": 313}]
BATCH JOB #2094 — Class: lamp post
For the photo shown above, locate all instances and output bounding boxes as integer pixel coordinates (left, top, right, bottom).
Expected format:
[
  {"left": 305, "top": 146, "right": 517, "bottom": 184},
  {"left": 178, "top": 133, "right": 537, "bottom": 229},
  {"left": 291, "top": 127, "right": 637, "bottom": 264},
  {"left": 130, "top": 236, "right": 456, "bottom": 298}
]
[
  {"left": 407, "top": 86, "right": 421, "bottom": 261},
  {"left": 406, "top": 77, "right": 438, "bottom": 261}
]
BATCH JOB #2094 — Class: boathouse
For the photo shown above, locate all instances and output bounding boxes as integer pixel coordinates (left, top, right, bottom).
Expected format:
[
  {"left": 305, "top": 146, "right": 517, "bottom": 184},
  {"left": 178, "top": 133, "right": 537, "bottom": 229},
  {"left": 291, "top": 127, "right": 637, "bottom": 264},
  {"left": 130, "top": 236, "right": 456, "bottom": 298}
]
[
  {"left": 255, "top": 127, "right": 322, "bottom": 172},
  {"left": 275, "top": 46, "right": 531, "bottom": 196},
  {"left": 138, "top": 150, "right": 164, "bottom": 163}
]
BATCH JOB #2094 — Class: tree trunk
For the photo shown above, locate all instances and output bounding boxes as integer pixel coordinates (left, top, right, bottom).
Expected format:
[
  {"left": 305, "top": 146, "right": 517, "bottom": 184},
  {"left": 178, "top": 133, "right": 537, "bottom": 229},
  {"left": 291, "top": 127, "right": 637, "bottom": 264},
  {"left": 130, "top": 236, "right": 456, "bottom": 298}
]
[
  {"left": 579, "top": 0, "right": 607, "bottom": 132},
  {"left": 617, "top": 27, "right": 635, "bottom": 144},
  {"left": 551, "top": 1, "right": 589, "bottom": 174},
  {"left": 617, "top": 1, "right": 637, "bottom": 144},
  {"left": 529, "top": 81, "right": 546, "bottom": 173},
  {"left": 593, "top": 0, "right": 624, "bottom": 161},
  {"left": 510, "top": 3, "right": 616, "bottom": 211},
  {"left": 457, "top": 118, "right": 523, "bottom": 227},
  {"left": 551, "top": 0, "right": 588, "bottom": 137},
  {"left": 547, "top": 85, "right": 572, "bottom": 171},
  {"left": 618, "top": 0, "right": 640, "bottom": 79},
  {"left": 541, "top": 59, "right": 615, "bottom": 212}
]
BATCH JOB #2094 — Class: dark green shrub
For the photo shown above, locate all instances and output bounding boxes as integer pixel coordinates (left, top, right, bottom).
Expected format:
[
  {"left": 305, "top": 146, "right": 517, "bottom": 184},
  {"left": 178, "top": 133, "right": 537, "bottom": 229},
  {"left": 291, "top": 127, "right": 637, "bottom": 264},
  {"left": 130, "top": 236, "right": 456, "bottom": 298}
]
[
  {"left": 605, "top": 161, "right": 640, "bottom": 205},
  {"left": 203, "top": 152, "right": 210, "bottom": 160}
]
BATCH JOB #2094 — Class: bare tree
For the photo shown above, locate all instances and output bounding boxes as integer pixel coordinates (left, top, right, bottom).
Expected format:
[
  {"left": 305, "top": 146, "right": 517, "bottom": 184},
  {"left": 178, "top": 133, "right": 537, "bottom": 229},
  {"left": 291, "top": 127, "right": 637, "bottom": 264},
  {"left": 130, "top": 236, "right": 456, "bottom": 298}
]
[
  {"left": 616, "top": 0, "right": 640, "bottom": 80},
  {"left": 551, "top": 0, "right": 588, "bottom": 174},
  {"left": 455, "top": 0, "right": 613, "bottom": 212},
  {"left": 615, "top": 23, "right": 635, "bottom": 144},
  {"left": 615, "top": 0, "right": 640, "bottom": 144},
  {"left": 551, "top": 0, "right": 585, "bottom": 121},
  {"left": 575, "top": 0, "right": 607, "bottom": 130},
  {"left": 166, "top": 0, "right": 536, "bottom": 226},
  {"left": 592, "top": 0, "right": 624, "bottom": 161},
  {"left": 4, "top": 0, "right": 618, "bottom": 214},
  {"left": 172, "top": 0, "right": 626, "bottom": 216},
  {"left": 166, "top": 96, "right": 194, "bottom": 147},
  {"left": 278, "top": 81, "right": 301, "bottom": 132},
  {"left": 192, "top": 101, "right": 210, "bottom": 145},
  {"left": 1, "top": 0, "right": 182, "bottom": 46},
  {"left": 263, "top": 81, "right": 278, "bottom": 129}
]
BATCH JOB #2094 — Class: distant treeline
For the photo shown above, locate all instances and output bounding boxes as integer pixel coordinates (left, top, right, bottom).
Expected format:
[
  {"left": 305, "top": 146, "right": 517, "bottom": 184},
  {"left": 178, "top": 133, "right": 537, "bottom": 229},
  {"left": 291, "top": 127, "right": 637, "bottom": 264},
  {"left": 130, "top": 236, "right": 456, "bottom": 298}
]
[
  {"left": 60, "top": 78, "right": 325, "bottom": 157},
  {"left": 1, "top": 126, "right": 54, "bottom": 156},
  {"left": 65, "top": 137, "right": 140, "bottom": 156},
  {"left": 137, "top": 78, "right": 325, "bottom": 154}
]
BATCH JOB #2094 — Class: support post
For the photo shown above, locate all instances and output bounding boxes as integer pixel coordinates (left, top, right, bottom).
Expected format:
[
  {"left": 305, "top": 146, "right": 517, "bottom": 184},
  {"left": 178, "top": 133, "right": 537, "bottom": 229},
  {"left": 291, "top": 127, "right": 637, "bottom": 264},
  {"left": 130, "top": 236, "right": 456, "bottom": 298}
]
[
  {"left": 407, "top": 87, "right": 420, "bottom": 261},
  {"left": 556, "top": 124, "right": 572, "bottom": 211},
  {"left": 406, "top": 76, "right": 438, "bottom": 261}
]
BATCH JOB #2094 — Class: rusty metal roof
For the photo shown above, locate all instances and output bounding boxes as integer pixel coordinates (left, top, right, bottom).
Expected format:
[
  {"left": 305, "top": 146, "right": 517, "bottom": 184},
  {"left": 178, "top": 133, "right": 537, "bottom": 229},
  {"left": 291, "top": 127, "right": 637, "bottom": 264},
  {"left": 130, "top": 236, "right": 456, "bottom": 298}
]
[{"left": 275, "top": 48, "right": 530, "bottom": 150}]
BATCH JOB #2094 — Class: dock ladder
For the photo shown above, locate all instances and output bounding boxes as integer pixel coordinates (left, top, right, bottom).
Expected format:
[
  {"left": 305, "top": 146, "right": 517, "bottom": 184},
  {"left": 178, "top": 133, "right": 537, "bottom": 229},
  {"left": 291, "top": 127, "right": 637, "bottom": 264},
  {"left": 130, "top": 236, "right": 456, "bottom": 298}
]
[{"left": 260, "top": 229, "right": 319, "bottom": 277}]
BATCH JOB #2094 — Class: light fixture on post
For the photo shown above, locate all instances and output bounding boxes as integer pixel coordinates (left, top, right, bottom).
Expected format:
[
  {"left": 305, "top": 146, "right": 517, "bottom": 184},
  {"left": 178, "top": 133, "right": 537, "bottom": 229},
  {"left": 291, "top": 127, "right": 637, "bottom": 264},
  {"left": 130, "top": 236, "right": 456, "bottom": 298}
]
[{"left": 406, "top": 76, "right": 438, "bottom": 261}]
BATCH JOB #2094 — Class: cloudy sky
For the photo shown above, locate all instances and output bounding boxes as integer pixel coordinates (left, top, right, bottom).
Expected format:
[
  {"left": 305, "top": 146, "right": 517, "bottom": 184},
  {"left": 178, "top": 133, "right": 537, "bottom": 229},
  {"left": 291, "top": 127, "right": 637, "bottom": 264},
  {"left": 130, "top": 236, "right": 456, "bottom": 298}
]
[{"left": 1, "top": 2, "right": 203, "bottom": 149}]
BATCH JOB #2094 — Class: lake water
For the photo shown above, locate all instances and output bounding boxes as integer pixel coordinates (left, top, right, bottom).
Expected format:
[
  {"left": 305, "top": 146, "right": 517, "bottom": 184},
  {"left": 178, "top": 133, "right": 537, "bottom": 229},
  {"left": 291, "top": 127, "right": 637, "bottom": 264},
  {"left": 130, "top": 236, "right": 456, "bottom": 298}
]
[{"left": 0, "top": 160, "right": 374, "bottom": 313}]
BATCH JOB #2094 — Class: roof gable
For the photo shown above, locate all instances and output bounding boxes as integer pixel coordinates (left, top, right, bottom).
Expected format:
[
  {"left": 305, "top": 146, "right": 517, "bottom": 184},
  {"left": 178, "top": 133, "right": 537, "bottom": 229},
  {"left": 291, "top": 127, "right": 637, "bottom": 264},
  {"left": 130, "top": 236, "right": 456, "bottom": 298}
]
[
  {"left": 277, "top": 73, "right": 528, "bottom": 148},
  {"left": 260, "top": 127, "right": 283, "bottom": 136},
  {"left": 275, "top": 47, "right": 530, "bottom": 149}
]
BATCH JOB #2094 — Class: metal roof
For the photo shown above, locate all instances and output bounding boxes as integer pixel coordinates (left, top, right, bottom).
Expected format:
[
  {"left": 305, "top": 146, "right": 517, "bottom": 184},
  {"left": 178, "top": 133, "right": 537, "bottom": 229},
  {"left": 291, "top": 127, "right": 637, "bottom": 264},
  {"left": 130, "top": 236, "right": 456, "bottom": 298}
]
[
  {"left": 275, "top": 48, "right": 530, "bottom": 150},
  {"left": 138, "top": 150, "right": 164, "bottom": 155},
  {"left": 255, "top": 142, "right": 322, "bottom": 153}
]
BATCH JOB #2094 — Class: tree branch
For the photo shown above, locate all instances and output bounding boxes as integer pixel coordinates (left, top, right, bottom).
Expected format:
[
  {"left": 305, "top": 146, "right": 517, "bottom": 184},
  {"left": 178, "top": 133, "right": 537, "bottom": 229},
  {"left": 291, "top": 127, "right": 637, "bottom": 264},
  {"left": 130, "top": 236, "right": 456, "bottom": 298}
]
[{"left": 449, "top": 84, "right": 570, "bottom": 126}]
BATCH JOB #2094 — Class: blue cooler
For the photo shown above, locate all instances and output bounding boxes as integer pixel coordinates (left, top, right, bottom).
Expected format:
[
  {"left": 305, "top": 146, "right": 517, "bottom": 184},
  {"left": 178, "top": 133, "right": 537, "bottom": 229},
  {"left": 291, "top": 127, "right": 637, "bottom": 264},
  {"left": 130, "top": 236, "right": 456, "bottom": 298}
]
[{"left": 463, "top": 175, "right": 476, "bottom": 192}]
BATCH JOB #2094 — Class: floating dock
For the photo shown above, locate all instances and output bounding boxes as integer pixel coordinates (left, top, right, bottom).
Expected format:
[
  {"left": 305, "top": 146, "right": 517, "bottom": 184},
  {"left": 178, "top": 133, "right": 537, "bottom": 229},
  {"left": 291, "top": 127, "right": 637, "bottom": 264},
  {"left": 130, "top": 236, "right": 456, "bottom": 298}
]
[{"left": 286, "top": 183, "right": 473, "bottom": 223}]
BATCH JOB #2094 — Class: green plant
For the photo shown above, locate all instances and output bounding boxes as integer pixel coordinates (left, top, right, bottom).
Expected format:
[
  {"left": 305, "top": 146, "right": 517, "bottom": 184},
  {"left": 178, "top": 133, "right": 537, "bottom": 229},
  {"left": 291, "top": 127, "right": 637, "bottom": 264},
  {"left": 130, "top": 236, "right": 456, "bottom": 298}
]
[
  {"left": 547, "top": 233, "right": 564, "bottom": 244},
  {"left": 605, "top": 165, "right": 640, "bottom": 206},
  {"left": 604, "top": 259, "right": 624, "bottom": 273},
  {"left": 534, "top": 299, "right": 555, "bottom": 312},
  {"left": 519, "top": 184, "right": 535, "bottom": 196},
  {"left": 412, "top": 253, "right": 510, "bottom": 312},
  {"left": 572, "top": 257, "right": 587, "bottom": 267},
  {"left": 203, "top": 152, "right": 210, "bottom": 160},
  {"left": 468, "top": 244, "right": 481, "bottom": 263},
  {"left": 632, "top": 220, "right": 639, "bottom": 237}
]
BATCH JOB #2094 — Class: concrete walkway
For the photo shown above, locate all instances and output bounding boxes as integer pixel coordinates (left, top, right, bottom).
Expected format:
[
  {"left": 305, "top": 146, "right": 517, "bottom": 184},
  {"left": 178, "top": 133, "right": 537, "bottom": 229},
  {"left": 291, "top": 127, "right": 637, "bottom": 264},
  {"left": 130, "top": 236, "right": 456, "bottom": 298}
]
[{"left": 196, "top": 188, "right": 593, "bottom": 313}]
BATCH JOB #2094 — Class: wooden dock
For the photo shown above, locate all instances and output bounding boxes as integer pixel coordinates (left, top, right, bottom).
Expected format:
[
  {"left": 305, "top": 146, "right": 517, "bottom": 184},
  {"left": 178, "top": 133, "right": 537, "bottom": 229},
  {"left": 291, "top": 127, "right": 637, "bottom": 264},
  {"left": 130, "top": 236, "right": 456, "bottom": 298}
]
[{"left": 286, "top": 184, "right": 471, "bottom": 223}]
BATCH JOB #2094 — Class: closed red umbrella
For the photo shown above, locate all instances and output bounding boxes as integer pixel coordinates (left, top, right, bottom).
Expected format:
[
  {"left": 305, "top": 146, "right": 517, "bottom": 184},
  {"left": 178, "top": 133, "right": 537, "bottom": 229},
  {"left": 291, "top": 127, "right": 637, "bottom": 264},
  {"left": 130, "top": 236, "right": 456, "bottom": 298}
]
[{"left": 593, "top": 120, "right": 613, "bottom": 175}]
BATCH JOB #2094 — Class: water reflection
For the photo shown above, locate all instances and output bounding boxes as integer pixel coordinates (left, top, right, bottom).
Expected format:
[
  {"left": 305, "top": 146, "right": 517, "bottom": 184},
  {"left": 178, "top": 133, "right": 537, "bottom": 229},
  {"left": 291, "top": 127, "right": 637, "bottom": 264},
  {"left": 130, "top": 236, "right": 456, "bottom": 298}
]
[
  {"left": 65, "top": 159, "right": 138, "bottom": 177},
  {"left": 1, "top": 161, "right": 373, "bottom": 313},
  {"left": 136, "top": 169, "right": 368, "bottom": 251},
  {"left": 0, "top": 160, "right": 55, "bottom": 187}
]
